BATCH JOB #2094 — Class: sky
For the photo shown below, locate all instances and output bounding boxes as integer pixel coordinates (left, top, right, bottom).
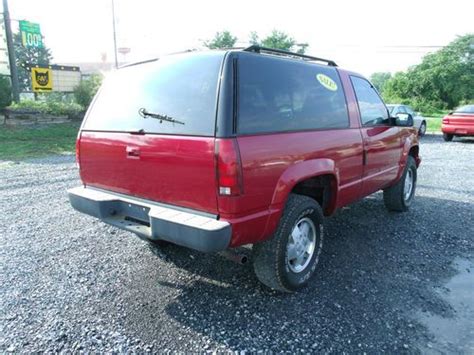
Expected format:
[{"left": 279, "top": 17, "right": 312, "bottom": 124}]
[{"left": 6, "top": 0, "right": 474, "bottom": 76}]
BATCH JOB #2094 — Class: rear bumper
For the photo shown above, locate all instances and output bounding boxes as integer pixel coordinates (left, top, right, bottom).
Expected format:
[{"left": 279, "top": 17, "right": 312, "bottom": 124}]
[
  {"left": 442, "top": 124, "right": 474, "bottom": 136},
  {"left": 68, "top": 186, "right": 231, "bottom": 252}
]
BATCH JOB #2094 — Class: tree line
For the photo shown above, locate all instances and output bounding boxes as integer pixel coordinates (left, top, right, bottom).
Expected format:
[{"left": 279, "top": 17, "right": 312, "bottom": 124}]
[
  {"left": 371, "top": 34, "right": 473, "bottom": 113},
  {"left": 204, "top": 30, "right": 308, "bottom": 53}
]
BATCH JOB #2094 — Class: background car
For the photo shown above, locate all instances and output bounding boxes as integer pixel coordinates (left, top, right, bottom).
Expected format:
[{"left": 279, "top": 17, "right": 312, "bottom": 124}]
[
  {"left": 387, "top": 104, "right": 427, "bottom": 136},
  {"left": 441, "top": 104, "right": 474, "bottom": 141}
]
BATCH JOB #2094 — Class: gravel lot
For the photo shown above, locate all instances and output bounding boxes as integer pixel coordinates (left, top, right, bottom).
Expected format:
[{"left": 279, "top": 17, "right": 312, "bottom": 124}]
[{"left": 1, "top": 135, "right": 473, "bottom": 353}]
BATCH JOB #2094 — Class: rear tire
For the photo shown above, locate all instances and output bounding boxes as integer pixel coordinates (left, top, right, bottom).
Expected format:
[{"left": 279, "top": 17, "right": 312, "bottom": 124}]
[
  {"left": 443, "top": 133, "right": 454, "bottom": 142},
  {"left": 253, "top": 194, "right": 324, "bottom": 292},
  {"left": 383, "top": 156, "right": 417, "bottom": 212}
]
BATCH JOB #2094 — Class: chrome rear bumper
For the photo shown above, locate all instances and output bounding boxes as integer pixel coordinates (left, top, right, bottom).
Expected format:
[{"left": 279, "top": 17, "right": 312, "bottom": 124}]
[{"left": 68, "top": 186, "right": 231, "bottom": 252}]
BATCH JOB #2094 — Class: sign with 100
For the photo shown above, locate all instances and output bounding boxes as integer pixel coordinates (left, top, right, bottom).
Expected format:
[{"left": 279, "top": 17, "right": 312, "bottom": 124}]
[{"left": 19, "top": 20, "right": 43, "bottom": 48}]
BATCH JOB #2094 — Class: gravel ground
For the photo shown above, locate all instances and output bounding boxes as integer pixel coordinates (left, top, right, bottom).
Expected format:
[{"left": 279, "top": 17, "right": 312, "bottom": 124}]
[{"left": 1, "top": 135, "right": 473, "bottom": 353}]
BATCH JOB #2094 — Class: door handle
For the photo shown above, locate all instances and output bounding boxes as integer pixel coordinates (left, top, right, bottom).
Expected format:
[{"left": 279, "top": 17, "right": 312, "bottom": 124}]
[{"left": 126, "top": 146, "right": 140, "bottom": 157}]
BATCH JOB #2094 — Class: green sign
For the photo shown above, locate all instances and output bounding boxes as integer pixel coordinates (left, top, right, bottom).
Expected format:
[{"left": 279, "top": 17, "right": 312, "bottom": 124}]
[{"left": 19, "top": 20, "right": 43, "bottom": 48}]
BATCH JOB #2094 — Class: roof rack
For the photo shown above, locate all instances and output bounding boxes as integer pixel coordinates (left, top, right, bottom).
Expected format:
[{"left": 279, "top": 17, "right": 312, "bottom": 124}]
[{"left": 243, "top": 45, "right": 337, "bottom": 67}]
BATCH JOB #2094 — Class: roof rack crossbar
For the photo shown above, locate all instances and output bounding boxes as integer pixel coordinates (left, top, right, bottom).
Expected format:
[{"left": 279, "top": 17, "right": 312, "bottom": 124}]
[{"left": 243, "top": 45, "right": 337, "bottom": 67}]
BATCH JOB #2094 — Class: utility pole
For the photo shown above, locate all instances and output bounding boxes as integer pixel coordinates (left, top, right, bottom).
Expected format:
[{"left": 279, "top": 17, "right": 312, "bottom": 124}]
[
  {"left": 111, "top": 0, "right": 118, "bottom": 69},
  {"left": 3, "top": 0, "right": 19, "bottom": 102}
]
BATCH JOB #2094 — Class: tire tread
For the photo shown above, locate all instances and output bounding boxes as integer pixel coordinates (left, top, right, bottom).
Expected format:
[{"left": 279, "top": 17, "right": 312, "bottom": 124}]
[
  {"left": 253, "top": 194, "right": 323, "bottom": 292},
  {"left": 383, "top": 156, "right": 416, "bottom": 212}
]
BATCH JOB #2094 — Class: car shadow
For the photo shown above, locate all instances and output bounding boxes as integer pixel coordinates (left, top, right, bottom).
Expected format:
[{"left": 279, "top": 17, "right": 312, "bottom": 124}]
[
  {"left": 422, "top": 135, "right": 474, "bottom": 144},
  {"left": 120, "top": 194, "right": 473, "bottom": 352},
  {"left": 456, "top": 138, "right": 474, "bottom": 144}
]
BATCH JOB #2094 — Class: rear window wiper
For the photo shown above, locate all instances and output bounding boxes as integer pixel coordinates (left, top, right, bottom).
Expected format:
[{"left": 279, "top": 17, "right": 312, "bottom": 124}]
[{"left": 138, "top": 108, "right": 185, "bottom": 125}]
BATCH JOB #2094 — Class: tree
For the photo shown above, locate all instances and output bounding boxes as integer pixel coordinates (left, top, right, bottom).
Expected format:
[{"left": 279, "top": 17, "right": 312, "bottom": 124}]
[
  {"left": 249, "top": 31, "right": 260, "bottom": 46},
  {"left": 0, "top": 76, "right": 12, "bottom": 109},
  {"left": 370, "top": 72, "right": 392, "bottom": 93},
  {"left": 249, "top": 30, "right": 308, "bottom": 54},
  {"left": 13, "top": 32, "right": 53, "bottom": 92},
  {"left": 204, "top": 31, "right": 237, "bottom": 49},
  {"left": 73, "top": 74, "right": 103, "bottom": 109},
  {"left": 383, "top": 33, "right": 473, "bottom": 110},
  {"left": 262, "top": 30, "right": 296, "bottom": 51}
]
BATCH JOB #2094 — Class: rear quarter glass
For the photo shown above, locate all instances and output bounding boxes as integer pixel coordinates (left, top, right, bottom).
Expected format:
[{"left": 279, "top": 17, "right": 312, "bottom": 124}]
[
  {"left": 82, "top": 51, "right": 225, "bottom": 136},
  {"left": 236, "top": 52, "right": 349, "bottom": 135}
]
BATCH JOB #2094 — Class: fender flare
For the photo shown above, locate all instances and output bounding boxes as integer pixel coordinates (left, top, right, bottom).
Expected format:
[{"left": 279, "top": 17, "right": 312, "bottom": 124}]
[
  {"left": 398, "top": 137, "right": 419, "bottom": 180},
  {"left": 270, "top": 158, "right": 339, "bottom": 209},
  {"left": 270, "top": 158, "right": 339, "bottom": 214},
  {"left": 261, "top": 158, "right": 339, "bottom": 240}
]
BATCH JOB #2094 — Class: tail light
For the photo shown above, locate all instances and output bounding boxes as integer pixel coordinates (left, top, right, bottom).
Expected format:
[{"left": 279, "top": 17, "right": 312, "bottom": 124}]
[
  {"left": 442, "top": 117, "right": 450, "bottom": 124},
  {"left": 216, "top": 139, "right": 243, "bottom": 196},
  {"left": 75, "top": 132, "right": 81, "bottom": 170}
]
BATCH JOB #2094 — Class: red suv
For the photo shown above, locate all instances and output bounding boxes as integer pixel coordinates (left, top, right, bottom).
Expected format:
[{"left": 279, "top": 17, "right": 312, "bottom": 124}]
[{"left": 69, "top": 46, "right": 420, "bottom": 292}]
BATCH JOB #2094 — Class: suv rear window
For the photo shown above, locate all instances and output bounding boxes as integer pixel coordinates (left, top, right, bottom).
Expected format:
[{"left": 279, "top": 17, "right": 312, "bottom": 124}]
[
  {"left": 83, "top": 52, "right": 225, "bottom": 136},
  {"left": 237, "top": 53, "right": 349, "bottom": 135}
]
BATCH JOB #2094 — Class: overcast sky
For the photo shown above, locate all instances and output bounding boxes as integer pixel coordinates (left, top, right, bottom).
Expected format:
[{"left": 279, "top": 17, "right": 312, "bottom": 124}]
[{"left": 7, "top": 0, "right": 474, "bottom": 76}]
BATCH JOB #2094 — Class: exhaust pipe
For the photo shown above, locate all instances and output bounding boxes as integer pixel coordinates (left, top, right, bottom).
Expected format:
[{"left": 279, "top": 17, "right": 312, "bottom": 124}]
[{"left": 219, "top": 250, "right": 248, "bottom": 265}]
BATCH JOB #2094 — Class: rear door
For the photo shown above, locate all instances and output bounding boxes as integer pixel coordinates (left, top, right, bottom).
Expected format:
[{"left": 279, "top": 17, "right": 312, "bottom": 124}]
[
  {"left": 350, "top": 76, "right": 401, "bottom": 195},
  {"left": 78, "top": 52, "right": 225, "bottom": 214}
]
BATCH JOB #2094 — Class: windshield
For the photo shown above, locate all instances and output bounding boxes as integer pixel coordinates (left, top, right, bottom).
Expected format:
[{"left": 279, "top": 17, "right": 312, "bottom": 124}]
[
  {"left": 454, "top": 105, "right": 474, "bottom": 114},
  {"left": 83, "top": 51, "right": 225, "bottom": 136},
  {"left": 386, "top": 105, "right": 396, "bottom": 114}
]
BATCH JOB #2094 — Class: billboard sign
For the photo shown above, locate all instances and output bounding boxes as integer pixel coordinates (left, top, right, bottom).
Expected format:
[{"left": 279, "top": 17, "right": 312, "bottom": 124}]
[
  {"left": 31, "top": 67, "right": 52, "bottom": 92},
  {"left": 19, "top": 20, "right": 43, "bottom": 48},
  {"left": 26, "top": 64, "right": 81, "bottom": 92}
]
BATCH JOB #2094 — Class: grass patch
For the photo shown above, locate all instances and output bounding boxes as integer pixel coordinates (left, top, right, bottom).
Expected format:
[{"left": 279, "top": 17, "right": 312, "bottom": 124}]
[
  {"left": 420, "top": 110, "right": 449, "bottom": 119},
  {"left": 0, "top": 122, "right": 80, "bottom": 161},
  {"left": 426, "top": 117, "right": 442, "bottom": 132}
]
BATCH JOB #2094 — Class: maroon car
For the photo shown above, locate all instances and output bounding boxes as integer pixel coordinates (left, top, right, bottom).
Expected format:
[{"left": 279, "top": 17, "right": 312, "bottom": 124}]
[
  {"left": 442, "top": 104, "right": 474, "bottom": 141},
  {"left": 68, "top": 46, "right": 420, "bottom": 292}
]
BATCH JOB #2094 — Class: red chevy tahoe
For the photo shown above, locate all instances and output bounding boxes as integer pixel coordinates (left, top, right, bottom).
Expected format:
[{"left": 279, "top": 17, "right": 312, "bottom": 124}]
[{"left": 69, "top": 46, "right": 420, "bottom": 292}]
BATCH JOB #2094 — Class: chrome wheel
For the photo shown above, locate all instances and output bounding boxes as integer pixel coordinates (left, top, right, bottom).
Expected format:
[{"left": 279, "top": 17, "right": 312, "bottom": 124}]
[
  {"left": 286, "top": 217, "right": 316, "bottom": 273},
  {"left": 404, "top": 168, "right": 414, "bottom": 201}
]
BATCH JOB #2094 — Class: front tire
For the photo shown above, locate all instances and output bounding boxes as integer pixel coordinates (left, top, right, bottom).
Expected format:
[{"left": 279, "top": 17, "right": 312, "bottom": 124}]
[
  {"left": 383, "top": 156, "right": 417, "bottom": 212},
  {"left": 253, "top": 194, "right": 324, "bottom": 292},
  {"left": 418, "top": 121, "right": 427, "bottom": 136},
  {"left": 443, "top": 133, "right": 454, "bottom": 142}
]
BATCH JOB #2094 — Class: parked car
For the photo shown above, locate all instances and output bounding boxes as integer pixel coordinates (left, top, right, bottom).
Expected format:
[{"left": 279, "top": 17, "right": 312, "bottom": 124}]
[
  {"left": 441, "top": 104, "right": 474, "bottom": 141},
  {"left": 387, "top": 104, "right": 427, "bottom": 136},
  {"left": 68, "top": 46, "right": 420, "bottom": 292}
]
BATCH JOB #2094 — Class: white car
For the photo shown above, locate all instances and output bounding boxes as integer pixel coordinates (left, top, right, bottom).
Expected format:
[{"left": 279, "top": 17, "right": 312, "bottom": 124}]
[{"left": 387, "top": 104, "right": 427, "bottom": 136}]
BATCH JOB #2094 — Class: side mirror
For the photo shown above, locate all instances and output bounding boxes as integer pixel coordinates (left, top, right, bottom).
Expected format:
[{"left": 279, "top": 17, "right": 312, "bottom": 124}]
[{"left": 395, "top": 113, "right": 414, "bottom": 127}]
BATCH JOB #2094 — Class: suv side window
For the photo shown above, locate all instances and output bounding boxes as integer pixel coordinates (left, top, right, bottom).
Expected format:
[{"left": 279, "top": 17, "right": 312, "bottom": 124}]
[
  {"left": 237, "top": 54, "right": 349, "bottom": 134},
  {"left": 397, "top": 106, "right": 407, "bottom": 114},
  {"left": 350, "top": 76, "right": 389, "bottom": 126}
]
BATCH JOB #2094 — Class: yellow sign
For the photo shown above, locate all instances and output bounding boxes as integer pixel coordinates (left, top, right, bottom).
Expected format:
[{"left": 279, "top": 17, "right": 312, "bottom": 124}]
[
  {"left": 31, "top": 68, "right": 53, "bottom": 92},
  {"left": 316, "top": 73, "right": 338, "bottom": 91}
]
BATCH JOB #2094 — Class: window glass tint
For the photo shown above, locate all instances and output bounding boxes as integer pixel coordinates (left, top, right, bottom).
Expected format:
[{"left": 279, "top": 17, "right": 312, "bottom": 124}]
[
  {"left": 83, "top": 52, "right": 224, "bottom": 136},
  {"left": 405, "top": 106, "right": 415, "bottom": 115},
  {"left": 237, "top": 54, "right": 349, "bottom": 134},
  {"left": 350, "top": 76, "right": 389, "bottom": 126},
  {"left": 455, "top": 105, "right": 474, "bottom": 113}
]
